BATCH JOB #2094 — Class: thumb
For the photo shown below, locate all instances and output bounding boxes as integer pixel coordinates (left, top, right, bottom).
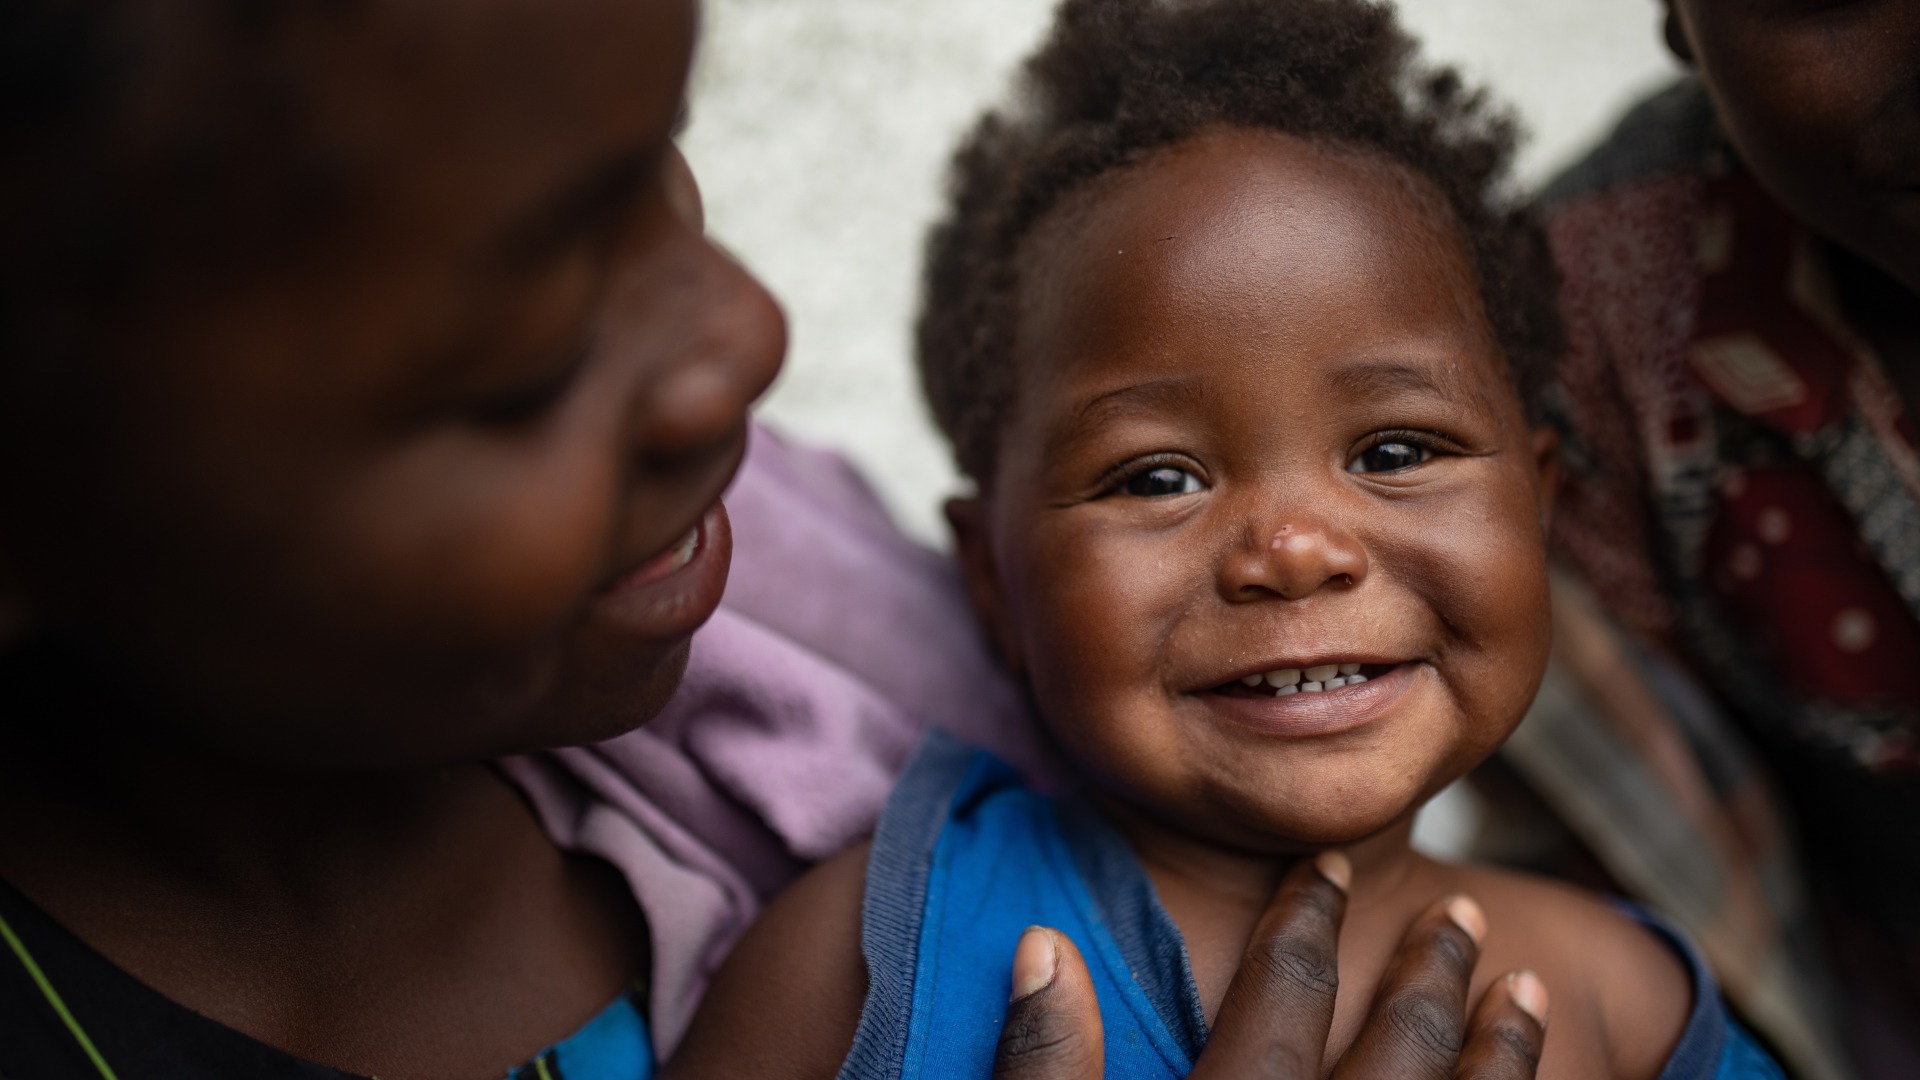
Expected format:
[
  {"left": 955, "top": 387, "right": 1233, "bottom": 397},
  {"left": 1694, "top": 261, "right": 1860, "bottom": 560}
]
[{"left": 991, "top": 927, "right": 1104, "bottom": 1080}]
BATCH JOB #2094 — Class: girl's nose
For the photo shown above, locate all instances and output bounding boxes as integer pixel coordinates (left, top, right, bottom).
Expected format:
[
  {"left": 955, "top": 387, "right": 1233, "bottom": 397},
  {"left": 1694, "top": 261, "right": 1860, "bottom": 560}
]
[
  {"left": 629, "top": 232, "right": 786, "bottom": 462},
  {"left": 1220, "top": 510, "right": 1368, "bottom": 602}
]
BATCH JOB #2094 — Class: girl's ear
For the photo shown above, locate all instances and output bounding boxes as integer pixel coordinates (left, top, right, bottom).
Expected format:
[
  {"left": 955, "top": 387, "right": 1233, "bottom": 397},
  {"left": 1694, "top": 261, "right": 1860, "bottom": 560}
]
[
  {"left": 1531, "top": 425, "right": 1561, "bottom": 537},
  {"left": 1662, "top": 2, "right": 1697, "bottom": 65},
  {"left": 944, "top": 496, "right": 1026, "bottom": 678}
]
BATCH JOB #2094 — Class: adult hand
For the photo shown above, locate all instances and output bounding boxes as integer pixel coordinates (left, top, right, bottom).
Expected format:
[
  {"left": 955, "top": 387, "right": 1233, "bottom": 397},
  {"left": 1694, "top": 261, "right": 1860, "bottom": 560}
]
[{"left": 989, "top": 853, "right": 1550, "bottom": 1080}]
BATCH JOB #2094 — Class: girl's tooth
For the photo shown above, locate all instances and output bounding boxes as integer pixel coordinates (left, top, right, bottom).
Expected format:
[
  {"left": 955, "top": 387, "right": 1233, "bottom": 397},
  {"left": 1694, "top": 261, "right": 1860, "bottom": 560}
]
[
  {"left": 1241, "top": 674, "right": 1263, "bottom": 686},
  {"left": 1275, "top": 684, "right": 1298, "bottom": 696},
  {"left": 1337, "top": 662, "right": 1361, "bottom": 676},
  {"left": 1300, "top": 681, "right": 1324, "bottom": 692},
  {"left": 1324, "top": 676, "right": 1348, "bottom": 689},
  {"left": 1304, "top": 664, "right": 1338, "bottom": 682},
  {"left": 671, "top": 527, "right": 700, "bottom": 568},
  {"left": 1347, "top": 673, "right": 1368, "bottom": 684},
  {"left": 1265, "top": 668, "right": 1302, "bottom": 688}
]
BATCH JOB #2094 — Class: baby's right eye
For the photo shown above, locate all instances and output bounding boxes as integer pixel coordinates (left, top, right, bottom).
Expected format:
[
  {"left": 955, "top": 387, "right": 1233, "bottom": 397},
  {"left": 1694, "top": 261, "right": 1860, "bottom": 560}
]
[{"left": 1123, "top": 465, "right": 1203, "bottom": 498}]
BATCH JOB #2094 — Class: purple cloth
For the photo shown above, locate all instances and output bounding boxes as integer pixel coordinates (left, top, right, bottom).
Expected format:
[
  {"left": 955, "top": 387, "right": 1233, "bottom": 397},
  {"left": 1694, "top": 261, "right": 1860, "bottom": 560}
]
[{"left": 501, "top": 423, "right": 1053, "bottom": 1055}]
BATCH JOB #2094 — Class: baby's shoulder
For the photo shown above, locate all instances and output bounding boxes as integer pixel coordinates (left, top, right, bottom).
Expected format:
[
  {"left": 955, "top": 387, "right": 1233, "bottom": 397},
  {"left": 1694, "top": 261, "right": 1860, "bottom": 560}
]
[
  {"left": 663, "top": 842, "right": 870, "bottom": 1080},
  {"left": 1436, "top": 862, "right": 1692, "bottom": 1080}
]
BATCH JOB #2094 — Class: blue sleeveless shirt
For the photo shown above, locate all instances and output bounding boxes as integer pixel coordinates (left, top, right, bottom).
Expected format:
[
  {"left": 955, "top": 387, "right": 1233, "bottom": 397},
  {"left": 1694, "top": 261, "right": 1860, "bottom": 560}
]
[{"left": 838, "top": 733, "right": 1784, "bottom": 1080}]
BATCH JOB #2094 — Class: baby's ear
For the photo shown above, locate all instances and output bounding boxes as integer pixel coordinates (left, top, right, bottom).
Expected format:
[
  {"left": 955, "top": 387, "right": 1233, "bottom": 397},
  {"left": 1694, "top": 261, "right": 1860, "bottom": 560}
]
[
  {"left": 944, "top": 496, "right": 1026, "bottom": 678},
  {"left": 1530, "top": 425, "right": 1561, "bottom": 537}
]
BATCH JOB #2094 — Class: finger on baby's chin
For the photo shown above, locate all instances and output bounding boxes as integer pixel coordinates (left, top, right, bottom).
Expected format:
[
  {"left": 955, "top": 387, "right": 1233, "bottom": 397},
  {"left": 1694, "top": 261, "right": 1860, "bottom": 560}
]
[
  {"left": 1330, "top": 892, "right": 1487, "bottom": 1080},
  {"left": 991, "top": 927, "right": 1104, "bottom": 1080},
  {"left": 1189, "top": 850, "right": 1351, "bottom": 1080},
  {"left": 1454, "top": 970, "right": 1549, "bottom": 1080}
]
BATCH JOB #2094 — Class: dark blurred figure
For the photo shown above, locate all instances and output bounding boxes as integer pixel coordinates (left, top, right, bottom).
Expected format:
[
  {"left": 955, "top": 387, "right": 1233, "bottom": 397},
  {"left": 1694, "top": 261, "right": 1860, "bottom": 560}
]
[{"left": 1478, "top": 2, "right": 1920, "bottom": 1078}]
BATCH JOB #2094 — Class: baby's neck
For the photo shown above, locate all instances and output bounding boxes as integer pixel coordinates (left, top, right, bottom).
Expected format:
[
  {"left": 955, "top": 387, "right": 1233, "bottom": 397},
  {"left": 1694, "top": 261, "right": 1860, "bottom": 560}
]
[{"left": 1095, "top": 791, "right": 1435, "bottom": 1025}]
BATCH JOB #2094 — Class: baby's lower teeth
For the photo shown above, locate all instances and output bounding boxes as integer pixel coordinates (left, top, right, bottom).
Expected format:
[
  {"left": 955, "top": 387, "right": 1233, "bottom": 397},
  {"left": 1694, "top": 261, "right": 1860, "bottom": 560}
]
[
  {"left": 1300, "top": 680, "right": 1324, "bottom": 692},
  {"left": 1324, "top": 676, "right": 1348, "bottom": 688},
  {"left": 1275, "top": 684, "right": 1298, "bottom": 696}
]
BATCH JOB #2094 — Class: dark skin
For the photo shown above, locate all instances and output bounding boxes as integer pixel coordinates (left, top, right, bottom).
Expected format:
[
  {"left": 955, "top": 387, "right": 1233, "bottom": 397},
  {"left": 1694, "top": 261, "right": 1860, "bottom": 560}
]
[
  {"left": 1663, "top": 0, "right": 1920, "bottom": 403},
  {"left": 0, "top": 0, "right": 784, "bottom": 1074},
  {"left": 1663, "top": 0, "right": 1920, "bottom": 1016},
  {"left": 0, "top": 5, "right": 1573, "bottom": 1078},
  {"left": 672, "top": 129, "right": 1689, "bottom": 1080}
]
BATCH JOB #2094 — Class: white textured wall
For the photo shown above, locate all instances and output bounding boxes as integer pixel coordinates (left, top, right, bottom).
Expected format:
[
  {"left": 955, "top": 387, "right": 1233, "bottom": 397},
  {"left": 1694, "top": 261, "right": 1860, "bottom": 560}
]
[{"left": 683, "top": 0, "right": 1682, "bottom": 544}]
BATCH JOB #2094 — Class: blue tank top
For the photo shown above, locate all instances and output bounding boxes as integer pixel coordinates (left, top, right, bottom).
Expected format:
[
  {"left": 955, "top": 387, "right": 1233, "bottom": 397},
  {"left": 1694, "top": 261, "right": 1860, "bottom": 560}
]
[{"left": 839, "top": 732, "right": 1784, "bottom": 1080}]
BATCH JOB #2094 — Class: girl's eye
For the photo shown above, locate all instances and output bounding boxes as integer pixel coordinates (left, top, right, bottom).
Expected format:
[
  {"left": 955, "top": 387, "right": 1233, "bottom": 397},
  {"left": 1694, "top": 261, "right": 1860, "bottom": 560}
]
[
  {"left": 1349, "top": 441, "right": 1433, "bottom": 474},
  {"left": 1123, "top": 465, "right": 1203, "bottom": 497}
]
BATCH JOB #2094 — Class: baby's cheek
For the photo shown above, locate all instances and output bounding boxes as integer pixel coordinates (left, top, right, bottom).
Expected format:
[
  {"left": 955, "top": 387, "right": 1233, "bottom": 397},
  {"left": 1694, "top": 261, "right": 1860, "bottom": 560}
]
[{"left": 1437, "top": 492, "right": 1553, "bottom": 718}]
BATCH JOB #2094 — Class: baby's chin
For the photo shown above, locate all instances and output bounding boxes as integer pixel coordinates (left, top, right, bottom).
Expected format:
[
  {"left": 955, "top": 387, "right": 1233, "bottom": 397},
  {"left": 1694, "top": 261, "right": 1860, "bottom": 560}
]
[{"left": 1100, "top": 756, "right": 1456, "bottom": 856}]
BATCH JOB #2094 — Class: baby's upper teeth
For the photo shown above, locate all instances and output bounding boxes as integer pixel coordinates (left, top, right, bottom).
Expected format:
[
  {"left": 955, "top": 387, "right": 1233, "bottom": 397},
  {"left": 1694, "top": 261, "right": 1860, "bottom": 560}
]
[
  {"left": 1241, "top": 673, "right": 1263, "bottom": 686},
  {"left": 1337, "top": 662, "right": 1361, "bottom": 676},
  {"left": 1264, "top": 668, "right": 1301, "bottom": 688},
  {"left": 1304, "top": 664, "right": 1339, "bottom": 682}
]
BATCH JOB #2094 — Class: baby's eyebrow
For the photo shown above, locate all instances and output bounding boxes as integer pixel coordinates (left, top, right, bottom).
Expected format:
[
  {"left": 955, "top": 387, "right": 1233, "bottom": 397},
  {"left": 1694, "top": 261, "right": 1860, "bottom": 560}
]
[
  {"left": 1047, "top": 375, "right": 1207, "bottom": 456},
  {"left": 1329, "top": 360, "right": 1473, "bottom": 404}
]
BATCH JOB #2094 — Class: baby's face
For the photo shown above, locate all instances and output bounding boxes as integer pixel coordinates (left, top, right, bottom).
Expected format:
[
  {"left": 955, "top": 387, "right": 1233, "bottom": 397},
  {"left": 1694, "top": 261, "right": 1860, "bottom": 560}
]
[
  {"left": 962, "top": 128, "right": 1553, "bottom": 851},
  {"left": 1669, "top": 0, "right": 1920, "bottom": 294},
  {"left": 0, "top": 0, "right": 783, "bottom": 768}
]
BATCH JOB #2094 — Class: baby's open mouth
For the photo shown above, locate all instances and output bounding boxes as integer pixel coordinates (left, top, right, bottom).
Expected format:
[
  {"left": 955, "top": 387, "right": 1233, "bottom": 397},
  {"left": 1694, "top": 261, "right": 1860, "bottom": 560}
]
[{"left": 1211, "top": 662, "right": 1397, "bottom": 697}]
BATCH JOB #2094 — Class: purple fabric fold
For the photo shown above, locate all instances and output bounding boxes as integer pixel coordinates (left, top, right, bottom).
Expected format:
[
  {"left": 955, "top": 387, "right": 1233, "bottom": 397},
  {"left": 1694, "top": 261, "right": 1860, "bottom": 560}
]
[{"left": 502, "top": 423, "right": 1054, "bottom": 1056}]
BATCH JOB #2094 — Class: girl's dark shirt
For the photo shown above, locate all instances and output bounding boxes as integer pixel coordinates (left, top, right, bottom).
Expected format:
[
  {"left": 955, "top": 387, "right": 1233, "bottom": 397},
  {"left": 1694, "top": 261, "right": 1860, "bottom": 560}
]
[{"left": 0, "top": 876, "right": 651, "bottom": 1079}]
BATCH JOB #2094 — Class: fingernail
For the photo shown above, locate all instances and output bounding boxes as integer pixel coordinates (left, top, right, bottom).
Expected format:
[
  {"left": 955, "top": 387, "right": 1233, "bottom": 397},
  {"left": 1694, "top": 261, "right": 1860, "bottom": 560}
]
[
  {"left": 1314, "top": 850, "right": 1351, "bottom": 893},
  {"left": 1508, "top": 970, "right": 1549, "bottom": 1026},
  {"left": 1011, "top": 926, "right": 1058, "bottom": 1001},
  {"left": 1444, "top": 894, "right": 1487, "bottom": 945}
]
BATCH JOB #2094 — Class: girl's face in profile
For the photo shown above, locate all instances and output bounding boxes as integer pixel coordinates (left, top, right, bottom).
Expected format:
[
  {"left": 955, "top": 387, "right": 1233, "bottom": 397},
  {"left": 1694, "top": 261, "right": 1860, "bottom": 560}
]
[
  {"left": 1, "top": 0, "right": 784, "bottom": 768},
  {"left": 958, "top": 128, "right": 1556, "bottom": 851}
]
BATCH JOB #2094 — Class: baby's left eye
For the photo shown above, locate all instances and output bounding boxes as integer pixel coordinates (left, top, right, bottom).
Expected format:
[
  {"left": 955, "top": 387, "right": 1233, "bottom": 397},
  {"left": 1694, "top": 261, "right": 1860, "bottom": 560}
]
[
  {"left": 1123, "top": 465, "right": 1204, "bottom": 497},
  {"left": 1348, "top": 441, "right": 1433, "bottom": 474}
]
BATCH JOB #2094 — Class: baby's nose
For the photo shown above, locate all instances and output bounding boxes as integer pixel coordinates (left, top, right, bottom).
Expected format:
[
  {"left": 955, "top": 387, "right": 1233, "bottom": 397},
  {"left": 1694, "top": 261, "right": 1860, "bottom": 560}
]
[{"left": 1221, "top": 516, "right": 1368, "bottom": 602}]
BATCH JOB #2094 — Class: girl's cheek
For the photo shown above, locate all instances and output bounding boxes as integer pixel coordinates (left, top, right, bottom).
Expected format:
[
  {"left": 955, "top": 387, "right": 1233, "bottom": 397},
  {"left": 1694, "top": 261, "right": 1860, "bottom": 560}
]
[{"left": 320, "top": 430, "right": 618, "bottom": 647}]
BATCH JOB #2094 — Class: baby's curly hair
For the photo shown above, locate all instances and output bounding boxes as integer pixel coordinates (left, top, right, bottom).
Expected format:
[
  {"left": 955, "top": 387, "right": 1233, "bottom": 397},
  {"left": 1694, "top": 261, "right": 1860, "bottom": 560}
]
[{"left": 918, "top": 0, "right": 1564, "bottom": 484}]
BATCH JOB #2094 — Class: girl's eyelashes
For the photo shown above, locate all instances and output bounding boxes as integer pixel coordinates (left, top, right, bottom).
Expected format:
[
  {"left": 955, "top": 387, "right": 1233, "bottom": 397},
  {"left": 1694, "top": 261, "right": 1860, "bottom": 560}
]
[{"left": 468, "top": 335, "right": 595, "bottom": 428}]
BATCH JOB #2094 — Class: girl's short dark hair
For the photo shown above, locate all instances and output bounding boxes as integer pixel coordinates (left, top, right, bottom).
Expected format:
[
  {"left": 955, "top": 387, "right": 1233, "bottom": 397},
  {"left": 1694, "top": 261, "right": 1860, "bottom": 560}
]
[{"left": 917, "top": 0, "right": 1564, "bottom": 483}]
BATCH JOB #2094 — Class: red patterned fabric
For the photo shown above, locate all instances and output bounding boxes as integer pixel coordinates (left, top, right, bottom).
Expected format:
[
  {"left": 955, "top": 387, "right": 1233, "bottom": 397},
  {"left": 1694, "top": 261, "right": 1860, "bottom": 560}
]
[
  {"left": 1550, "top": 159, "right": 1920, "bottom": 771},
  {"left": 1505, "top": 77, "right": 1920, "bottom": 1079}
]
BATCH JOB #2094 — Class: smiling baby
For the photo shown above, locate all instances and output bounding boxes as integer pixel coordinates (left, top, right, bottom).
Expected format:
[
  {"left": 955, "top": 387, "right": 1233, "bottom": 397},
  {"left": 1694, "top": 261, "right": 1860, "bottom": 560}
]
[{"left": 666, "top": 1, "right": 1788, "bottom": 1078}]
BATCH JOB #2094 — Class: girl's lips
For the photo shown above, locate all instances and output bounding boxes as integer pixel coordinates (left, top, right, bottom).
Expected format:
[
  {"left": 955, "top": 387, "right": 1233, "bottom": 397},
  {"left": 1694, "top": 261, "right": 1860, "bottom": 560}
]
[
  {"left": 589, "top": 502, "right": 731, "bottom": 641},
  {"left": 1199, "top": 661, "right": 1419, "bottom": 739},
  {"left": 610, "top": 518, "right": 706, "bottom": 592}
]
